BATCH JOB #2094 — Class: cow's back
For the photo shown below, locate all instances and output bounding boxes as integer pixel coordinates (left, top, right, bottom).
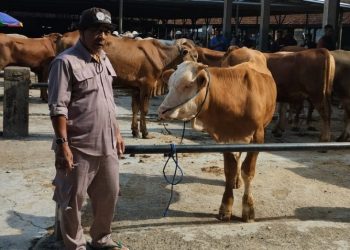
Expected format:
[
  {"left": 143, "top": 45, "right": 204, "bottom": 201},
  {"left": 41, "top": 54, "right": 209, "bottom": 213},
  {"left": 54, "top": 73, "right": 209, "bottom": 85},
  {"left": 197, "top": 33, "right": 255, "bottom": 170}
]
[
  {"left": 200, "top": 64, "right": 276, "bottom": 142},
  {"left": 330, "top": 50, "right": 350, "bottom": 99},
  {"left": 265, "top": 49, "right": 334, "bottom": 103}
]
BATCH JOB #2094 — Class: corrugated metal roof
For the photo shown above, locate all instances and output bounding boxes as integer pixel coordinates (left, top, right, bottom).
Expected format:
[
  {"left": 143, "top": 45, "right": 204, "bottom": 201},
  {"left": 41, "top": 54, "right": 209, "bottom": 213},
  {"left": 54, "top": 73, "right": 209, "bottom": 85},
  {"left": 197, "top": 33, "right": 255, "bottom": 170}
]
[{"left": 1, "top": 0, "right": 347, "bottom": 20}]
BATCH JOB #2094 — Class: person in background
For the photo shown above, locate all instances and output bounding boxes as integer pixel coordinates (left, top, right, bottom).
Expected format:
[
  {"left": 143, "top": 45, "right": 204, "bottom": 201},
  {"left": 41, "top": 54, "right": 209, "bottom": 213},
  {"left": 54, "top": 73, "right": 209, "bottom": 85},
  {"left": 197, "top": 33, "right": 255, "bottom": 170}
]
[
  {"left": 283, "top": 30, "right": 297, "bottom": 46},
  {"left": 303, "top": 33, "right": 316, "bottom": 48},
  {"left": 48, "top": 7, "right": 128, "bottom": 250},
  {"left": 317, "top": 24, "right": 336, "bottom": 50},
  {"left": 175, "top": 30, "right": 183, "bottom": 39},
  {"left": 271, "top": 30, "right": 284, "bottom": 52},
  {"left": 209, "top": 28, "right": 229, "bottom": 51}
]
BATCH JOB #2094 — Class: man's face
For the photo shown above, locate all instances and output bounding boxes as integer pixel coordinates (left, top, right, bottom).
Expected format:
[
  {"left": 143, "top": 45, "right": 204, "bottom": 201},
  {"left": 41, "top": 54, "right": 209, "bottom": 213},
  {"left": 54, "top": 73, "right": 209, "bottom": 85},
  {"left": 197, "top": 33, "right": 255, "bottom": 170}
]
[{"left": 80, "top": 25, "right": 111, "bottom": 54}]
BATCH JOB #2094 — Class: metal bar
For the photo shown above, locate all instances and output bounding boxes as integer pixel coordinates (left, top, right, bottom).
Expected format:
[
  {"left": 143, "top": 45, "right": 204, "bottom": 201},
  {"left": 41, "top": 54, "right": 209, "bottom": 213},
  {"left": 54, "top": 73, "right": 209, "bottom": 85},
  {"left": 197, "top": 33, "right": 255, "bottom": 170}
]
[
  {"left": 125, "top": 142, "right": 350, "bottom": 154},
  {"left": 29, "top": 83, "right": 48, "bottom": 88}
]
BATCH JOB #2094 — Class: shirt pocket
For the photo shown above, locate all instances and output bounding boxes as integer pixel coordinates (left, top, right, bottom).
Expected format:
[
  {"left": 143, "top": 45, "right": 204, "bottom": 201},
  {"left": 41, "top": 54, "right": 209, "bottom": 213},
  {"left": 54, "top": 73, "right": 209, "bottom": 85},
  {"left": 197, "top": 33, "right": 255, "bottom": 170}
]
[{"left": 72, "top": 67, "right": 99, "bottom": 95}]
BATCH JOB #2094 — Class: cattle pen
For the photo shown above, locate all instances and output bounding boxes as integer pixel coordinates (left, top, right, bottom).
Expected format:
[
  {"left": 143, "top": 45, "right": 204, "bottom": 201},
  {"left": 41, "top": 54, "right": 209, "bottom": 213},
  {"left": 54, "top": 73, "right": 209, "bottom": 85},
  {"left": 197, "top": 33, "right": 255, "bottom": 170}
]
[{"left": 1, "top": 67, "right": 350, "bottom": 250}]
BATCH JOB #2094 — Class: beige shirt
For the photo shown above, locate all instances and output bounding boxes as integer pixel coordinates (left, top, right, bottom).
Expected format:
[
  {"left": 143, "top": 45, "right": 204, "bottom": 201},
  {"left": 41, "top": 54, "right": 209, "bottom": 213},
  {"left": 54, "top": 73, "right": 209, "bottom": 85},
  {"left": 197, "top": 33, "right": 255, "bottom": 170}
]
[{"left": 48, "top": 40, "right": 118, "bottom": 156}]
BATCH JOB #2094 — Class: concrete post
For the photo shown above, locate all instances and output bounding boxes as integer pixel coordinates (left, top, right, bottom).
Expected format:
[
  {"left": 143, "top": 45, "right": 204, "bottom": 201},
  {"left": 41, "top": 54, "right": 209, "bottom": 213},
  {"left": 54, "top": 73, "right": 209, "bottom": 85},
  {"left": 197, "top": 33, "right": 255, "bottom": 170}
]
[
  {"left": 223, "top": 0, "right": 232, "bottom": 41},
  {"left": 322, "top": 0, "right": 340, "bottom": 29},
  {"left": 3, "top": 66, "right": 30, "bottom": 137},
  {"left": 118, "top": 0, "right": 123, "bottom": 34},
  {"left": 258, "top": 0, "right": 271, "bottom": 51}
]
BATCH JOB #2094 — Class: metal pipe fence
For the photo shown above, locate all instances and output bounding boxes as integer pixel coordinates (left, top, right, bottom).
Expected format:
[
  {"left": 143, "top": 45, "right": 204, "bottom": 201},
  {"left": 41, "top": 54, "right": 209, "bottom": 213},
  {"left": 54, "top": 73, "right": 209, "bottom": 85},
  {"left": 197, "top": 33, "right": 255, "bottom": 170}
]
[{"left": 125, "top": 142, "right": 350, "bottom": 155}]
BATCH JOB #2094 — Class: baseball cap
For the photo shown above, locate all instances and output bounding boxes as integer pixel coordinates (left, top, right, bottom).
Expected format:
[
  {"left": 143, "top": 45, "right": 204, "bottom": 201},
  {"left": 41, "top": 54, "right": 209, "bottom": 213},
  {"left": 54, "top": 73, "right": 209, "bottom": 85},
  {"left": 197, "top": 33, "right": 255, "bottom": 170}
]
[{"left": 77, "top": 7, "right": 116, "bottom": 31}]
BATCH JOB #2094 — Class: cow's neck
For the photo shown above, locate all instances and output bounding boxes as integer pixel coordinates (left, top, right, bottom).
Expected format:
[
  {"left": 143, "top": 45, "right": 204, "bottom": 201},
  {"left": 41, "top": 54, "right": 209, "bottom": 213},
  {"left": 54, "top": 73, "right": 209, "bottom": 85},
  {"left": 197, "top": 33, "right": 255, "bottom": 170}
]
[
  {"left": 158, "top": 44, "right": 182, "bottom": 70},
  {"left": 198, "top": 48, "right": 225, "bottom": 67}
]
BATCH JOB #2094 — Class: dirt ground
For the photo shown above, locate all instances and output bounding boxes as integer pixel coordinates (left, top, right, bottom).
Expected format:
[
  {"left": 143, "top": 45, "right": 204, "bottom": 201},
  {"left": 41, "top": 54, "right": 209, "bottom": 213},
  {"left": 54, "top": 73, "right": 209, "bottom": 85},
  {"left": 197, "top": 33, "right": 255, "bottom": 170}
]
[{"left": 0, "top": 87, "right": 350, "bottom": 250}]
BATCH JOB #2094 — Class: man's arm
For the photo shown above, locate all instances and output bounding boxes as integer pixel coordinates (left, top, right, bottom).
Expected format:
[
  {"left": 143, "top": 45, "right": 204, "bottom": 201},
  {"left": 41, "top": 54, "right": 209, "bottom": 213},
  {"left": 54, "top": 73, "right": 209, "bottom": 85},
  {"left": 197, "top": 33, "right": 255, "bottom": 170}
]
[
  {"left": 51, "top": 115, "right": 74, "bottom": 172},
  {"left": 114, "top": 119, "right": 125, "bottom": 159},
  {"left": 48, "top": 58, "right": 74, "bottom": 172}
]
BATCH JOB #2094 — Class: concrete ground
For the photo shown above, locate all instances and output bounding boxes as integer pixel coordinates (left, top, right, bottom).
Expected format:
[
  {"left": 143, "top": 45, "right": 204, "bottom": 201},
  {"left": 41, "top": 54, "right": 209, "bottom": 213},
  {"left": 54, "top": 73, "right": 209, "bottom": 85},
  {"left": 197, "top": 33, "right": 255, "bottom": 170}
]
[{"left": 1, "top": 88, "right": 350, "bottom": 250}]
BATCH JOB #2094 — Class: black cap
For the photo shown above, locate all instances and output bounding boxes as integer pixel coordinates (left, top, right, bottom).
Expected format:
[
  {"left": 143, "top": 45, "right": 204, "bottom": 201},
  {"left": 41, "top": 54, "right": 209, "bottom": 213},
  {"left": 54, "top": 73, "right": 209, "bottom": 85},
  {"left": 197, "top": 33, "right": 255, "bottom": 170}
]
[{"left": 78, "top": 7, "right": 116, "bottom": 31}]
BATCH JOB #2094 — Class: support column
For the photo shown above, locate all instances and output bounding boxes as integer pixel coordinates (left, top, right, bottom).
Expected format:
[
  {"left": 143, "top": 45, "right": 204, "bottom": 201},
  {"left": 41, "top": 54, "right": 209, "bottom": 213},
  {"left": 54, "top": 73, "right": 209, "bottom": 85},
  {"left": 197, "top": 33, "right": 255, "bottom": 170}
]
[
  {"left": 258, "top": 0, "right": 270, "bottom": 51},
  {"left": 223, "top": 0, "right": 232, "bottom": 40},
  {"left": 118, "top": 0, "right": 123, "bottom": 34},
  {"left": 3, "top": 66, "right": 30, "bottom": 137},
  {"left": 322, "top": 0, "right": 340, "bottom": 29}
]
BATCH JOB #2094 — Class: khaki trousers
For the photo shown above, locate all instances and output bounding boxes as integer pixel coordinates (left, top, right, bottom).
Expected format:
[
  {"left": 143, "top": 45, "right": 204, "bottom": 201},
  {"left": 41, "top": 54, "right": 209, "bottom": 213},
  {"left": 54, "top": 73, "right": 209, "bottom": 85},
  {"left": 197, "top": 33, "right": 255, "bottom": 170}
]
[{"left": 53, "top": 148, "right": 119, "bottom": 250}]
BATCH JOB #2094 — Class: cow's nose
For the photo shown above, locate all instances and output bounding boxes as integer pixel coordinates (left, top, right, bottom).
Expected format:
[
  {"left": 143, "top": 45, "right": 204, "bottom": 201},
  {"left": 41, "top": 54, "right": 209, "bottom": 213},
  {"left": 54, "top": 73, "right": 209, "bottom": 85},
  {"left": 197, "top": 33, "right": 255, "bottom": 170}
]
[
  {"left": 157, "top": 106, "right": 165, "bottom": 118},
  {"left": 158, "top": 105, "right": 169, "bottom": 119}
]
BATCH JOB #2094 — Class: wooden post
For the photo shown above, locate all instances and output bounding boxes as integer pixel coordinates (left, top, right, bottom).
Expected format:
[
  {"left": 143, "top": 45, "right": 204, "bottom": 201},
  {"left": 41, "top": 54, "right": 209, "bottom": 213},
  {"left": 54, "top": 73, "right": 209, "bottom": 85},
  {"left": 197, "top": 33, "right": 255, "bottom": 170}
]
[{"left": 3, "top": 66, "right": 30, "bottom": 137}]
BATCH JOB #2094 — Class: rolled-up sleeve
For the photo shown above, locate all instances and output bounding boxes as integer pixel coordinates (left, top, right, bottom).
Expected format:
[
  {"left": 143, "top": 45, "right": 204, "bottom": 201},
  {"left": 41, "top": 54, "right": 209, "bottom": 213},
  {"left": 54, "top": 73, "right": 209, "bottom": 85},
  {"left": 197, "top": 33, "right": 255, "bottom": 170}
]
[{"left": 48, "top": 58, "right": 71, "bottom": 118}]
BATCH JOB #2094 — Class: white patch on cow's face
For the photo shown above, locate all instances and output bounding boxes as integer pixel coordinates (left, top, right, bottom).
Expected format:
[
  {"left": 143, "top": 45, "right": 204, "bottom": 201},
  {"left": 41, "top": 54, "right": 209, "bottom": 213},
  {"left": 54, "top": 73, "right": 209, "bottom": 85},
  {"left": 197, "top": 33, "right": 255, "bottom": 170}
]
[{"left": 158, "top": 61, "right": 200, "bottom": 121}]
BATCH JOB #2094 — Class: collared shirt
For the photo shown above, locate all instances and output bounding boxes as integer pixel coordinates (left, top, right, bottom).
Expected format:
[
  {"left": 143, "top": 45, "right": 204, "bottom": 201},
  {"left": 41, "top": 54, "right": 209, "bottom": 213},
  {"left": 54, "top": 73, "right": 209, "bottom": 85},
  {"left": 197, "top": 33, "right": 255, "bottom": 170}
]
[{"left": 48, "top": 40, "right": 118, "bottom": 156}]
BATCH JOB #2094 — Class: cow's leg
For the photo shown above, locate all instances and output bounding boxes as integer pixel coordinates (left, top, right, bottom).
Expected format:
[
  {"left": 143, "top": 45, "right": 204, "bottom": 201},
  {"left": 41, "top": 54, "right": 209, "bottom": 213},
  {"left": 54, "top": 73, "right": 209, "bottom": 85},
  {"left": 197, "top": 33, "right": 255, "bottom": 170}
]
[
  {"left": 306, "top": 101, "right": 316, "bottom": 131},
  {"left": 241, "top": 128, "right": 264, "bottom": 222},
  {"left": 131, "top": 90, "right": 140, "bottom": 138},
  {"left": 218, "top": 152, "right": 242, "bottom": 221},
  {"left": 139, "top": 86, "right": 154, "bottom": 139},
  {"left": 337, "top": 100, "right": 350, "bottom": 142},
  {"left": 313, "top": 96, "right": 332, "bottom": 142},
  {"left": 40, "top": 88, "right": 48, "bottom": 102},
  {"left": 290, "top": 102, "right": 302, "bottom": 132},
  {"left": 38, "top": 71, "right": 48, "bottom": 103},
  {"left": 272, "top": 102, "right": 287, "bottom": 137}
]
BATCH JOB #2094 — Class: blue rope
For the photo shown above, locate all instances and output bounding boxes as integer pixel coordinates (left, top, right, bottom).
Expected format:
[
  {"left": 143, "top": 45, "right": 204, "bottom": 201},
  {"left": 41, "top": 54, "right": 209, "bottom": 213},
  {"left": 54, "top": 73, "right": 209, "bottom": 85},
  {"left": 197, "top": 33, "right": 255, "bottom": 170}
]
[{"left": 162, "top": 143, "right": 184, "bottom": 217}]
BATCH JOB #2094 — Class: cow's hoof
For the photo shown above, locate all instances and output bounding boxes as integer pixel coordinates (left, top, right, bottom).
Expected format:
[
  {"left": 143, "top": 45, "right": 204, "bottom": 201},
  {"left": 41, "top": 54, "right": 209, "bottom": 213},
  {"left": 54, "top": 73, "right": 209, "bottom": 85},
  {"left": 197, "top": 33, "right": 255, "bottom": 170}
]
[
  {"left": 132, "top": 131, "right": 140, "bottom": 138},
  {"left": 217, "top": 212, "right": 232, "bottom": 221},
  {"left": 218, "top": 204, "right": 232, "bottom": 221},
  {"left": 242, "top": 208, "right": 255, "bottom": 223},
  {"left": 41, "top": 97, "right": 48, "bottom": 103},
  {"left": 142, "top": 133, "right": 154, "bottom": 139}
]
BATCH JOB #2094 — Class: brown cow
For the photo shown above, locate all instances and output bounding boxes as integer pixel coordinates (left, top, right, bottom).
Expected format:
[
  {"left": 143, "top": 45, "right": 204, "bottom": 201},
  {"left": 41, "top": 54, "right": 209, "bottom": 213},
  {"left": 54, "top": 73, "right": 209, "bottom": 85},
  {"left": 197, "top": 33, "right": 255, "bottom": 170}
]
[
  {"left": 56, "top": 30, "right": 198, "bottom": 138},
  {"left": 264, "top": 49, "right": 335, "bottom": 142},
  {"left": 196, "top": 46, "right": 225, "bottom": 67},
  {"left": 330, "top": 50, "right": 350, "bottom": 141},
  {"left": 0, "top": 32, "right": 61, "bottom": 100},
  {"left": 158, "top": 61, "right": 277, "bottom": 222}
]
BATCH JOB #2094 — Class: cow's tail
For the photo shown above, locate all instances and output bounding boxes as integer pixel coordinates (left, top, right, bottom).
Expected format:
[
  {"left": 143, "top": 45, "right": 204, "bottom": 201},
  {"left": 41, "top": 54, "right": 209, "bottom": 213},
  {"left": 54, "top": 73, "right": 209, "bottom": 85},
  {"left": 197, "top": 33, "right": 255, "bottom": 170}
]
[{"left": 324, "top": 50, "right": 336, "bottom": 97}]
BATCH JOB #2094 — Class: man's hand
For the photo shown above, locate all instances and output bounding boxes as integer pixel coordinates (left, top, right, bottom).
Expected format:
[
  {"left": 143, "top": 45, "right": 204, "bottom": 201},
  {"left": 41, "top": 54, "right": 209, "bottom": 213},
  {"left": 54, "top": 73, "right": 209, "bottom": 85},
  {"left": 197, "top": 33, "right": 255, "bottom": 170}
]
[
  {"left": 57, "top": 143, "right": 74, "bottom": 175},
  {"left": 116, "top": 132, "right": 125, "bottom": 159}
]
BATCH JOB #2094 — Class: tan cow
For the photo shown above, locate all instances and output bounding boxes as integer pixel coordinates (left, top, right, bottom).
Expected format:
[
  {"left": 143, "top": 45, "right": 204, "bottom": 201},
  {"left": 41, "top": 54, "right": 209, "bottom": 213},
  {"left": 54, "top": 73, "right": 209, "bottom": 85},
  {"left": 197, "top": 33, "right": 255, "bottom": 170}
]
[
  {"left": 56, "top": 30, "right": 198, "bottom": 138},
  {"left": 264, "top": 49, "right": 335, "bottom": 142},
  {"left": 158, "top": 61, "right": 277, "bottom": 222},
  {"left": 0, "top": 32, "right": 62, "bottom": 100}
]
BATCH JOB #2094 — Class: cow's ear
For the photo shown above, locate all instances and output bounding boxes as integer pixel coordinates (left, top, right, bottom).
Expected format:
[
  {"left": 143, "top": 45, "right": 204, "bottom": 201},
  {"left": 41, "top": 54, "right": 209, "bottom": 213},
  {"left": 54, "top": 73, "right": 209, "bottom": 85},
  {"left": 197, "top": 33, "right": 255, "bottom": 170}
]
[
  {"left": 194, "top": 65, "right": 209, "bottom": 88},
  {"left": 162, "top": 69, "right": 175, "bottom": 83}
]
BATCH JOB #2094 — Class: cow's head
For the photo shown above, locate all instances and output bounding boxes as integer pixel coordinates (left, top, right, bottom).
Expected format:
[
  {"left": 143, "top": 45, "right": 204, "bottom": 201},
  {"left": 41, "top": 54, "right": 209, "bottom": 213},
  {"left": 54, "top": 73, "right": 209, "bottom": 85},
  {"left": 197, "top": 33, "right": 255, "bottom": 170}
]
[
  {"left": 175, "top": 38, "right": 198, "bottom": 62},
  {"left": 43, "top": 33, "right": 63, "bottom": 55},
  {"left": 158, "top": 61, "right": 209, "bottom": 121}
]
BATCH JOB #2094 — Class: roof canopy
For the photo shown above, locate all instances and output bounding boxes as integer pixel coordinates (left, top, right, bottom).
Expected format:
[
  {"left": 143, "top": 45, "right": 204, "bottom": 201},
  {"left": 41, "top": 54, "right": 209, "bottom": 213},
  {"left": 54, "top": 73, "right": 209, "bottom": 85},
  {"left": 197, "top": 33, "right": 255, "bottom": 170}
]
[{"left": 2, "top": 0, "right": 350, "bottom": 20}]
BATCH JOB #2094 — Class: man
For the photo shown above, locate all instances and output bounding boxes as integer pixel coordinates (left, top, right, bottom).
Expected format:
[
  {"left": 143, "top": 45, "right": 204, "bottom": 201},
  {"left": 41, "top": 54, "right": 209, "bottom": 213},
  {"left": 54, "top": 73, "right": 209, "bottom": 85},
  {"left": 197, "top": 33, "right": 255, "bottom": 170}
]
[
  {"left": 317, "top": 24, "right": 336, "bottom": 50},
  {"left": 48, "top": 7, "right": 128, "bottom": 250},
  {"left": 209, "top": 28, "right": 229, "bottom": 51}
]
